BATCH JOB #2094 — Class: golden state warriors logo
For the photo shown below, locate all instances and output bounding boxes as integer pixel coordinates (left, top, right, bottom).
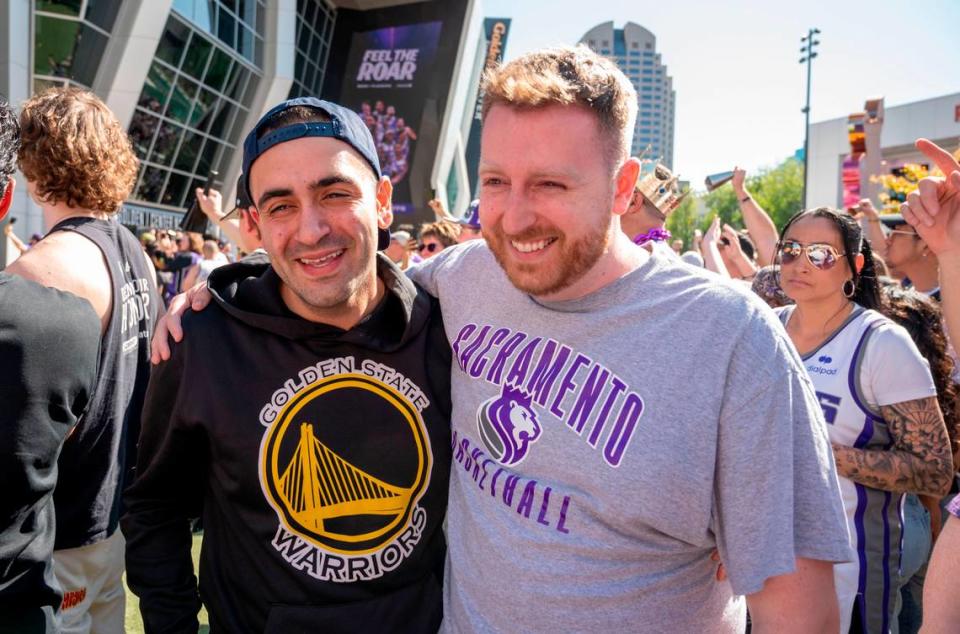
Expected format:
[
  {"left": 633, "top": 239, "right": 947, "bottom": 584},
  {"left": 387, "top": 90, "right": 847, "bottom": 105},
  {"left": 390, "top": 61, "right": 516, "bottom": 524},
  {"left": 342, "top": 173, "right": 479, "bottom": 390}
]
[{"left": 259, "top": 365, "right": 433, "bottom": 580}]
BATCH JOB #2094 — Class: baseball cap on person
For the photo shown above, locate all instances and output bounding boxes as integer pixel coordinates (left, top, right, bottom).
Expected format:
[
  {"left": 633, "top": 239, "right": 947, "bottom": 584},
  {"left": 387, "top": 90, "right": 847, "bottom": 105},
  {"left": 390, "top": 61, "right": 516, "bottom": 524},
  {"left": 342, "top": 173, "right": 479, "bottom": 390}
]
[
  {"left": 390, "top": 230, "right": 411, "bottom": 246},
  {"left": 240, "top": 96, "right": 389, "bottom": 249},
  {"left": 221, "top": 174, "right": 254, "bottom": 221},
  {"left": 457, "top": 199, "right": 481, "bottom": 229}
]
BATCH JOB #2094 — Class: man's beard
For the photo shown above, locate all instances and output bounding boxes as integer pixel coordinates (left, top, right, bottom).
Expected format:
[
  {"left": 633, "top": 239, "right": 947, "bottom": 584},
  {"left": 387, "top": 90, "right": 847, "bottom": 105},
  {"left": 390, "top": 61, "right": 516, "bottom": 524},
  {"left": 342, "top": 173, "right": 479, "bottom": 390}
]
[{"left": 485, "top": 215, "right": 611, "bottom": 297}]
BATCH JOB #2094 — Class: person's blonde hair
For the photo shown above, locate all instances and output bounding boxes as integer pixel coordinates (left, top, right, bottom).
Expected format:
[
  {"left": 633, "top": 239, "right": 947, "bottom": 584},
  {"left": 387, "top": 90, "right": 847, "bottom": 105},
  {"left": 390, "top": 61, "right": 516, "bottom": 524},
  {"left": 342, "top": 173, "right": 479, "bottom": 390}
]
[
  {"left": 18, "top": 87, "right": 138, "bottom": 214},
  {"left": 419, "top": 221, "right": 460, "bottom": 248},
  {"left": 481, "top": 45, "right": 637, "bottom": 168}
]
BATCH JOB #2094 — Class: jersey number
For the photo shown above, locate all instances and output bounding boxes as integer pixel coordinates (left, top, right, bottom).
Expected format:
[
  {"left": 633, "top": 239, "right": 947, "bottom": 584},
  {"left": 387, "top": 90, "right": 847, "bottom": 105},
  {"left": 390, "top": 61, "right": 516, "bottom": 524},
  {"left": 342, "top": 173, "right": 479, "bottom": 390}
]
[{"left": 816, "top": 392, "right": 842, "bottom": 425}]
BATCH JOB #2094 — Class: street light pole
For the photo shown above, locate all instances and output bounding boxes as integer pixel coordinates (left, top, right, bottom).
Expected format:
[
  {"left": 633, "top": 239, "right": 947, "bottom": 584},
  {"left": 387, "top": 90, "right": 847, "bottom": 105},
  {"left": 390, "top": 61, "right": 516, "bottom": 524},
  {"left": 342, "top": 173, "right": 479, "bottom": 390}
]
[{"left": 799, "top": 28, "right": 820, "bottom": 209}]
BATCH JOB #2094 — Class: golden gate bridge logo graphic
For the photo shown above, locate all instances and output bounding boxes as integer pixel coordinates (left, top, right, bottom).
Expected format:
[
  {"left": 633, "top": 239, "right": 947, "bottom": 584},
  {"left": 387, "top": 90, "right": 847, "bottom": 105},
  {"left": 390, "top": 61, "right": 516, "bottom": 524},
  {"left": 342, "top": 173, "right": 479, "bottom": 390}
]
[
  {"left": 279, "top": 422, "right": 411, "bottom": 532},
  {"left": 261, "top": 373, "right": 430, "bottom": 555}
]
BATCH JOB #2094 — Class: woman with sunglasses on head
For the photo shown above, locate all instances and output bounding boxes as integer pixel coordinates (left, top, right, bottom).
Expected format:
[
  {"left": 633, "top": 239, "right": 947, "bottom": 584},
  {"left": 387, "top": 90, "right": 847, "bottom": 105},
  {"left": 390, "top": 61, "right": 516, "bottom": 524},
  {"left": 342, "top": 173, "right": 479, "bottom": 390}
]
[{"left": 774, "top": 207, "right": 954, "bottom": 634}]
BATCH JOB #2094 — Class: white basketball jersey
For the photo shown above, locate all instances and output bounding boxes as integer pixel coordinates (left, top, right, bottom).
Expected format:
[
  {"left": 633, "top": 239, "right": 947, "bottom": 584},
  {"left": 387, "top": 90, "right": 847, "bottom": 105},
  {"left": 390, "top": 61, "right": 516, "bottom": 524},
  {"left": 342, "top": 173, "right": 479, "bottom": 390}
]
[{"left": 778, "top": 305, "right": 903, "bottom": 634}]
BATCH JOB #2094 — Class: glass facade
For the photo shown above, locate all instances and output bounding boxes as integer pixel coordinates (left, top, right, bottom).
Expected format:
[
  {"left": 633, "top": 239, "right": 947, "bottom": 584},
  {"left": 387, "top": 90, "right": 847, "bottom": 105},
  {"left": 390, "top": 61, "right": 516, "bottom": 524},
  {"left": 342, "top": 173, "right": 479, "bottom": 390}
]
[
  {"left": 32, "top": 0, "right": 123, "bottom": 92},
  {"left": 127, "top": 13, "right": 261, "bottom": 209},
  {"left": 288, "top": 0, "right": 336, "bottom": 99},
  {"left": 171, "top": 0, "right": 266, "bottom": 67}
]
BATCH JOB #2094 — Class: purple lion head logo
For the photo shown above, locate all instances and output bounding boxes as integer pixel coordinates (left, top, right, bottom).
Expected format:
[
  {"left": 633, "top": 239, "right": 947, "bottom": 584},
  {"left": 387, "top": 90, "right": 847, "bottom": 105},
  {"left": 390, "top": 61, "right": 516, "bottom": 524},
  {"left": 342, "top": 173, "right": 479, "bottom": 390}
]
[{"left": 477, "top": 384, "right": 542, "bottom": 466}]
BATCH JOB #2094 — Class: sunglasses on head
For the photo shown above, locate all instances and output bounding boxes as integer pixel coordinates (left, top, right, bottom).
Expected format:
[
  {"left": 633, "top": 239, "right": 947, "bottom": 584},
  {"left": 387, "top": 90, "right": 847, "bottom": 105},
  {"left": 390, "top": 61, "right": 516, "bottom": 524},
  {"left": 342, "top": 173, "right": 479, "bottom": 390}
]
[
  {"left": 417, "top": 243, "right": 439, "bottom": 254},
  {"left": 778, "top": 240, "right": 846, "bottom": 270}
]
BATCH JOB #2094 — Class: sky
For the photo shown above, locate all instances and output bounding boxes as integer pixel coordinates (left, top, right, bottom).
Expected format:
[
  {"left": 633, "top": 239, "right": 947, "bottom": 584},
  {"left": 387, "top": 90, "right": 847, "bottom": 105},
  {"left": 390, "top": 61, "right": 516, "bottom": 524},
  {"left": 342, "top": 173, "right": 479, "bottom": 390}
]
[{"left": 482, "top": 0, "right": 960, "bottom": 191}]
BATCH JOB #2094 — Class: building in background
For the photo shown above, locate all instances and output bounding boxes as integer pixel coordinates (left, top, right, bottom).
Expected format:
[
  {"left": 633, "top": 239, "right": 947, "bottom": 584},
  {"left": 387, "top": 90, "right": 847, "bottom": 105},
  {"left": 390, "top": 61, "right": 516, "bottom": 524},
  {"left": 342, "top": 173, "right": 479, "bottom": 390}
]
[
  {"left": 0, "top": 0, "right": 480, "bottom": 264},
  {"left": 806, "top": 92, "right": 960, "bottom": 209},
  {"left": 580, "top": 21, "right": 675, "bottom": 168},
  {"left": 322, "top": 0, "right": 482, "bottom": 223}
]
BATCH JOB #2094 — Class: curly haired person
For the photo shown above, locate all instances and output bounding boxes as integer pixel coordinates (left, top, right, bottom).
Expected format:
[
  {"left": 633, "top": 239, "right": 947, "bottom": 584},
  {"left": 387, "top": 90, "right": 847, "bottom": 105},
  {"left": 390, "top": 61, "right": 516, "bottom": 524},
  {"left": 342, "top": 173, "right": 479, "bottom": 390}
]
[{"left": 13, "top": 88, "right": 160, "bottom": 633}]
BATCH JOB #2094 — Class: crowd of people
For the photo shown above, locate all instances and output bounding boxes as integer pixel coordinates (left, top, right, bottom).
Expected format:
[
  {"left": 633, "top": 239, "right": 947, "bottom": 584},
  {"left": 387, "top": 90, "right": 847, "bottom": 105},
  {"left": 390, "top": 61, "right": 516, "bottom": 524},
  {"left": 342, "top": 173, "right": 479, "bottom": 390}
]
[{"left": 1, "top": 43, "right": 959, "bottom": 634}]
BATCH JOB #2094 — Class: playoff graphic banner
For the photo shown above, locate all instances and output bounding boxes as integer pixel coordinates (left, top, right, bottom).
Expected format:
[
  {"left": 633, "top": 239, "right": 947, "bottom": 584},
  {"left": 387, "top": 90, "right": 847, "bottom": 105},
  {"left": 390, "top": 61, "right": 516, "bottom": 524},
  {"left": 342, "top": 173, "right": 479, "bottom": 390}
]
[
  {"left": 464, "top": 18, "right": 511, "bottom": 198},
  {"left": 340, "top": 22, "right": 443, "bottom": 215}
]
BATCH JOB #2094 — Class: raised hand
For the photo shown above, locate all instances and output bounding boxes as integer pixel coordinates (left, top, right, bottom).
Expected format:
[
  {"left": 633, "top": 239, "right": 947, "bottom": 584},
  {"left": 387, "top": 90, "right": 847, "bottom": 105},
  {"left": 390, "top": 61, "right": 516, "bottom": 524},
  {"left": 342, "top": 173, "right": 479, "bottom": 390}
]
[
  {"left": 732, "top": 167, "right": 747, "bottom": 196},
  {"left": 900, "top": 139, "right": 960, "bottom": 256},
  {"left": 195, "top": 187, "right": 224, "bottom": 222},
  {"left": 704, "top": 215, "right": 722, "bottom": 245}
]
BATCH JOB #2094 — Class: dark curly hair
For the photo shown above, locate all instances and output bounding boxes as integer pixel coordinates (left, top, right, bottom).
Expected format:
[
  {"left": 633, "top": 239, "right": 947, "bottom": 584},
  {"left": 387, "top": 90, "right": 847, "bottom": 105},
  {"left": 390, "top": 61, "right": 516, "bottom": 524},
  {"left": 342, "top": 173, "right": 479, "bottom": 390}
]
[
  {"left": 881, "top": 286, "right": 960, "bottom": 466},
  {"left": 776, "top": 206, "right": 882, "bottom": 311},
  {"left": 18, "top": 87, "right": 138, "bottom": 213},
  {"left": 0, "top": 95, "right": 19, "bottom": 198}
]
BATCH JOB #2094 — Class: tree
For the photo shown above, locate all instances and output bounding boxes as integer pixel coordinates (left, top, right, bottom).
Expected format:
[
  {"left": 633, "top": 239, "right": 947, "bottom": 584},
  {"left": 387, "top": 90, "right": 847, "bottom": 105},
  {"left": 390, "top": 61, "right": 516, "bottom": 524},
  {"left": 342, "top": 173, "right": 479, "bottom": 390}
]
[
  {"left": 701, "top": 181, "right": 742, "bottom": 228},
  {"left": 699, "top": 157, "right": 803, "bottom": 232},
  {"left": 665, "top": 194, "right": 699, "bottom": 249},
  {"left": 665, "top": 156, "right": 804, "bottom": 249},
  {"left": 750, "top": 157, "right": 803, "bottom": 230}
]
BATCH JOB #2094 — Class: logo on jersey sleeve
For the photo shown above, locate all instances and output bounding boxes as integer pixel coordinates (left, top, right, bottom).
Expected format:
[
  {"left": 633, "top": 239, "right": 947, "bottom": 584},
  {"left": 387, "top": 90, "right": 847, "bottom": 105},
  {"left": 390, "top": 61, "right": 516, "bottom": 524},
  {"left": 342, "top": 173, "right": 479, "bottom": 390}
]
[
  {"left": 258, "top": 359, "right": 432, "bottom": 581},
  {"left": 477, "top": 384, "right": 541, "bottom": 466}
]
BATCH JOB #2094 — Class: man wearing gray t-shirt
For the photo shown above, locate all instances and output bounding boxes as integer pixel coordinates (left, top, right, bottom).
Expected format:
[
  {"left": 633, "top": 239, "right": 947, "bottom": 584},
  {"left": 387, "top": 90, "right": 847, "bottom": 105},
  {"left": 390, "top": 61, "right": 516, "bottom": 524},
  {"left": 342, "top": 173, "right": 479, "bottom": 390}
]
[
  {"left": 156, "top": 47, "right": 853, "bottom": 632},
  {"left": 408, "top": 46, "right": 852, "bottom": 633}
]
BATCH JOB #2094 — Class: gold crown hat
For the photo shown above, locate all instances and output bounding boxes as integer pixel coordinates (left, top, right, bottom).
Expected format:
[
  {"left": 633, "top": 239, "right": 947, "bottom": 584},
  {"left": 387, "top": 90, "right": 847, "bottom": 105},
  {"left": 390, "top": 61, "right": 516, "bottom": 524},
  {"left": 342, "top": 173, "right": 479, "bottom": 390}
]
[{"left": 635, "top": 162, "right": 687, "bottom": 218}]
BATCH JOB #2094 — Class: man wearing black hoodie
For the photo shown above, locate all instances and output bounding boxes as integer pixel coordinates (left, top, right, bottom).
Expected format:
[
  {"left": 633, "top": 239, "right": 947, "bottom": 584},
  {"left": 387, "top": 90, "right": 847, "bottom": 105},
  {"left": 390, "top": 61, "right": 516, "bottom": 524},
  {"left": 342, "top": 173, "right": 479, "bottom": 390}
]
[{"left": 122, "top": 98, "right": 452, "bottom": 633}]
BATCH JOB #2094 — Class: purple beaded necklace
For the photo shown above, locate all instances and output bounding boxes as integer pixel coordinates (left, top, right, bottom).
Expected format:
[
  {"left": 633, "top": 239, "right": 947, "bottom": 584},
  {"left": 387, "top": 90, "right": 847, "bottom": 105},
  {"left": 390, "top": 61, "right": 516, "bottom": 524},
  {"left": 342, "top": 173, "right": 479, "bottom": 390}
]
[{"left": 632, "top": 227, "right": 672, "bottom": 245}]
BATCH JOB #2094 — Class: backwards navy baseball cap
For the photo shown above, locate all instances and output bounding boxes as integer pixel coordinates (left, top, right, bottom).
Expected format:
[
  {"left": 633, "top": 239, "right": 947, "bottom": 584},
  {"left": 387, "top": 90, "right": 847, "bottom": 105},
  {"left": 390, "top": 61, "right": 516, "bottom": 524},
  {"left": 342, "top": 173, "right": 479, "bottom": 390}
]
[
  {"left": 241, "top": 96, "right": 389, "bottom": 249},
  {"left": 221, "top": 174, "right": 253, "bottom": 221}
]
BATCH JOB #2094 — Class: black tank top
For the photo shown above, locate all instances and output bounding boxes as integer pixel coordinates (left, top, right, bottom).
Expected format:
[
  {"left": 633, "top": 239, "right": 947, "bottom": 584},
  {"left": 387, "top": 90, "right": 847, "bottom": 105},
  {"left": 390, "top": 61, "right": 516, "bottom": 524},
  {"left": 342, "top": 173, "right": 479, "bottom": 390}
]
[{"left": 47, "top": 217, "right": 159, "bottom": 549}]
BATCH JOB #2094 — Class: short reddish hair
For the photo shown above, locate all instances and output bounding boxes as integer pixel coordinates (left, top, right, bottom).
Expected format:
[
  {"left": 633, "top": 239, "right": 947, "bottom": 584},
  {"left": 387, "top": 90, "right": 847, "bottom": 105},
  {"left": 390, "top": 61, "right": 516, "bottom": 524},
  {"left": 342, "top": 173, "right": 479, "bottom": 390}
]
[{"left": 18, "top": 87, "right": 138, "bottom": 213}]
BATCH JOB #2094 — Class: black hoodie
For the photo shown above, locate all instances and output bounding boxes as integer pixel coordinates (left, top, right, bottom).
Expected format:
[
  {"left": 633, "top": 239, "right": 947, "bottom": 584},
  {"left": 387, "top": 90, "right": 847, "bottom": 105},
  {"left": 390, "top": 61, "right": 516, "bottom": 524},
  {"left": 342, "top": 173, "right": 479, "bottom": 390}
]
[{"left": 122, "top": 255, "right": 452, "bottom": 633}]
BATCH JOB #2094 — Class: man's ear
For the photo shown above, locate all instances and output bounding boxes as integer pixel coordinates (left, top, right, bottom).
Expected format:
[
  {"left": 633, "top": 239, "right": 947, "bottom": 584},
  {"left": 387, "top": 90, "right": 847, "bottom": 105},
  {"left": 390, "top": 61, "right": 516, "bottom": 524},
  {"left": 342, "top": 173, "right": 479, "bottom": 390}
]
[
  {"left": 376, "top": 177, "right": 394, "bottom": 229},
  {"left": 0, "top": 177, "right": 16, "bottom": 223},
  {"left": 613, "top": 158, "right": 641, "bottom": 217},
  {"left": 243, "top": 208, "right": 261, "bottom": 238}
]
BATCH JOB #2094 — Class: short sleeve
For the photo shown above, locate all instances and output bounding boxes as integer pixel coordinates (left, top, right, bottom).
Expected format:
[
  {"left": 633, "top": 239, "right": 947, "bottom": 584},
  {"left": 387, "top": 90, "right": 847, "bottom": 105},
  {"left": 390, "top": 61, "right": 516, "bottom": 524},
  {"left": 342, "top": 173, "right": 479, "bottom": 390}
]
[
  {"left": 860, "top": 323, "right": 936, "bottom": 409},
  {"left": 713, "top": 311, "right": 852, "bottom": 596},
  {"left": 404, "top": 251, "right": 443, "bottom": 296},
  {"left": 404, "top": 241, "right": 478, "bottom": 297}
]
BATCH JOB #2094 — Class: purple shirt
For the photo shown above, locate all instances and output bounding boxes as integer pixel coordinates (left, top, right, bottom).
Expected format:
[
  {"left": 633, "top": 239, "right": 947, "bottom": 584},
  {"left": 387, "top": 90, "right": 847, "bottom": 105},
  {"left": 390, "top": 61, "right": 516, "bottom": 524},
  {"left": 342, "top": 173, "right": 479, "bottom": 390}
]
[{"left": 948, "top": 493, "right": 960, "bottom": 518}]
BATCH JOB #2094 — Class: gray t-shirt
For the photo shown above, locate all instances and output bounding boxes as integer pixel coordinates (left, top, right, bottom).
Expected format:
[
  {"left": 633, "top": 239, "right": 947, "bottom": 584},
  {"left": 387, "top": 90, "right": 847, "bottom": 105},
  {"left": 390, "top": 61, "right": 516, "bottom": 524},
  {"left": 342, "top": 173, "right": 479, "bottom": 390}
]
[{"left": 409, "top": 240, "right": 852, "bottom": 633}]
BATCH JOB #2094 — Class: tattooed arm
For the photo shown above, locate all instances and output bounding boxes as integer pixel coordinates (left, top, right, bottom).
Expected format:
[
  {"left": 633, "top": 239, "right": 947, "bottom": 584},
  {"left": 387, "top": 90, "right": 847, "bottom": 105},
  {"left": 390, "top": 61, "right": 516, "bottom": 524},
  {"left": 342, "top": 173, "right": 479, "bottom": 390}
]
[{"left": 832, "top": 396, "right": 954, "bottom": 497}]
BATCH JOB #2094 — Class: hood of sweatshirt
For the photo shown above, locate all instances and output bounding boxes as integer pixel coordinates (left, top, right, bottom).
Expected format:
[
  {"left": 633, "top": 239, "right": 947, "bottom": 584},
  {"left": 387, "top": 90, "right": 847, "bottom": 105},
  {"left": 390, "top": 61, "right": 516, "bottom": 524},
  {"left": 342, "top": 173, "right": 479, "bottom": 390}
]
[{"left": 206, "top": 252, "right": 431, "bottom": 352}]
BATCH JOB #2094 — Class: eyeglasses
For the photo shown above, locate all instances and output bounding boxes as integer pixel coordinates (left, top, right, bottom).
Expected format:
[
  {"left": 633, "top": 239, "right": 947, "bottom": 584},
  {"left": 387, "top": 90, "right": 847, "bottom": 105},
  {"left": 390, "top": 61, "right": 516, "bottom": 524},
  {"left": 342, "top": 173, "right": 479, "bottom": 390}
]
[
  {"left": 886, "top": 229, "right": 918, "bottom": 239},
  {"left": 417, "top": 243, "right": 439, "bottom": 254},
  {"left": 778, "top": 240, "right": 846, "bottom": 270}
]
